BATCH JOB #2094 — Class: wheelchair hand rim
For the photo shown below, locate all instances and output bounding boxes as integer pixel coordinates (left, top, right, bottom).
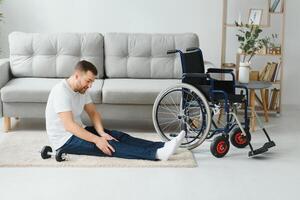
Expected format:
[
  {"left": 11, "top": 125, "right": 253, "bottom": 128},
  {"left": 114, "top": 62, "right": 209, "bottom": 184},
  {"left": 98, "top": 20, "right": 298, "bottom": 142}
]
[{"left": 152, "top": 83, "right": 211, "bottom": 150}]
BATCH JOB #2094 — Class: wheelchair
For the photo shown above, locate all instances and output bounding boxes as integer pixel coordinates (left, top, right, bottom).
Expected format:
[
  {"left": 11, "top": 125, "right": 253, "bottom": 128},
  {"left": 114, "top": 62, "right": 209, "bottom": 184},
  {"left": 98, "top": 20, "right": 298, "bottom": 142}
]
[{"left": 152, "top": 47, "right": 275, "bottom": 158}]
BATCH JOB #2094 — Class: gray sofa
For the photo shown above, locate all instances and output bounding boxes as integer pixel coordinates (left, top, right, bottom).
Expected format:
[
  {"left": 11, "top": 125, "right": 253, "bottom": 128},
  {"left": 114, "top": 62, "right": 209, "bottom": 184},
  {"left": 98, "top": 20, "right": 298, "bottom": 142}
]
[{"left": 0, "top": 32, "right": 199, "bottom": 131}]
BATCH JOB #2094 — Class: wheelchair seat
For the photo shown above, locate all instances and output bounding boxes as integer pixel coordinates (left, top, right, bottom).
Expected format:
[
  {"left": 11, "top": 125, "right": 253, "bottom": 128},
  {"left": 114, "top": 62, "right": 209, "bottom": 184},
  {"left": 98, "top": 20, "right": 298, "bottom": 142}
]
[{"left": 190, "top": 83, "right": 245, "bottom": 103}]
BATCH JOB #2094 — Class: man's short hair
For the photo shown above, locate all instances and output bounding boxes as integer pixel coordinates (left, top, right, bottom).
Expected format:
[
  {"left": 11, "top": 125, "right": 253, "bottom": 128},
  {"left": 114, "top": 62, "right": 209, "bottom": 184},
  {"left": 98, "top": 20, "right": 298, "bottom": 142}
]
[{"left": 75, "top": 60, "right": 98, "bottom": 76}]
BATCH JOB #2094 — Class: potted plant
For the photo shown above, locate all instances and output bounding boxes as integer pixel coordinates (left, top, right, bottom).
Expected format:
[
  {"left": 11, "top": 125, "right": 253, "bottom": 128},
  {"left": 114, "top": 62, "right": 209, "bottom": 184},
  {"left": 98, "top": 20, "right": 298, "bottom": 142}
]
[{"left": 235, "top": 22, "right": 265, "bottom": 83}]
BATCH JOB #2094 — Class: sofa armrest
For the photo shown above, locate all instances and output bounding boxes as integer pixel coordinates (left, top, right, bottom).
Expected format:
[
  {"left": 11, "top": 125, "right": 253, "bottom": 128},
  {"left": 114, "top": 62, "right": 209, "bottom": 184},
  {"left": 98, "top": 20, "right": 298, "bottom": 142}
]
[
  {"left": 0, "top": 58, "right": 11, "bottom": 117},
  {"left": 0, "top": 59, "right": 11, "bottom": 89}
]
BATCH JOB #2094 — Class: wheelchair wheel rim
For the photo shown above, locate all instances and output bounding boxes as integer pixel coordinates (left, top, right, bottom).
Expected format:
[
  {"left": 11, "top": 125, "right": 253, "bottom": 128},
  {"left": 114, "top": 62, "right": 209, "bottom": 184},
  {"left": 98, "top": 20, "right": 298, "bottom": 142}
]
[
  {"left": 152, "top": 83, "right": 211, "bottom": 150},
  {"left": 156, "top": 89, "right": 206, "bottom": 145},
  {"left": 235, "top": 132, "right": 247, "bottom": 145},
  {"left": 216, "top": 141, "right": 228, "bottom": 154}
]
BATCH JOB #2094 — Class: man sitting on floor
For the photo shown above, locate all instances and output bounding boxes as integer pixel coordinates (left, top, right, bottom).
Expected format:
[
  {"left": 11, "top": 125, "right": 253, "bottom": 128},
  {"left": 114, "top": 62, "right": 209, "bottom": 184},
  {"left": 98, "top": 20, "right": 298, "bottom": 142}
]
[{"left": 45, "top": 60, "right": 185, "bottom": 161}]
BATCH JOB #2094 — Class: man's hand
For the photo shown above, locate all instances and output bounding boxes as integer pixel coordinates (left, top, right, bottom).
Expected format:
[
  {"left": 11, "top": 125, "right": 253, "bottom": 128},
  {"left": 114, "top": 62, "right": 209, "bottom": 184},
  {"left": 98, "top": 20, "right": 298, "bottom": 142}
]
[
  {"left": 94, "top": 137, "right": 115, "bottom": 156},
  {"left": 100, "top": 132, "right": 118, "bottom": 141}
]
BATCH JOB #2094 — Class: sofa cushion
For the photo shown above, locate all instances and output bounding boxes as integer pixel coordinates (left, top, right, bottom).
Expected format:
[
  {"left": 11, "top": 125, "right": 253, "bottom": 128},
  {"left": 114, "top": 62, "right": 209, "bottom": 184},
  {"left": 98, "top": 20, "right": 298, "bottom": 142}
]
[
  {"left": 104, "top": 33, "right": 199, "bottom": 78},
  {"left": 102, "top": 79, "right": 180, "bottom": 105},
  {"left": 0, "top": 78, "right": 103, "bottom": 103},
  {"left": 9, "top": 32, "right": 104, "bottom": 78}
]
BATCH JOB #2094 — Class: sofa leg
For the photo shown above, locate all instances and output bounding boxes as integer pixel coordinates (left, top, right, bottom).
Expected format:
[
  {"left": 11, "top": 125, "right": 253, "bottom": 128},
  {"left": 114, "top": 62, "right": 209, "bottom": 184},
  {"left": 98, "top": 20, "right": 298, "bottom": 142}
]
[{"left": 3, "top": 117, "right": 11, "bottom": 132}]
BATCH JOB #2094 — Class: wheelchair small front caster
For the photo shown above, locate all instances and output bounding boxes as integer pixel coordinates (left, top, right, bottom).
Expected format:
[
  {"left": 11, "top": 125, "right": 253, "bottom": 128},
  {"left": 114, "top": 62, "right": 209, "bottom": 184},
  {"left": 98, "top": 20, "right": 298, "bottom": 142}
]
[
  {"left": 230, "top": 127, "right": 249, "bottom": 148},
  {"left": 40, "top": 146, "right": 66, "bottom": 162},
  {"left": 210, "top": 135, "right": 230, "bottom": 158}
]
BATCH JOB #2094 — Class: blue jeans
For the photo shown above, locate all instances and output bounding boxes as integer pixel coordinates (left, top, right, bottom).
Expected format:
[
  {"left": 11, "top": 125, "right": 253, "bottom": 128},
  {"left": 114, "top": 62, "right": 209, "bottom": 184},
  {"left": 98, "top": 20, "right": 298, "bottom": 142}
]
[{"left": 58, "top": 126, "right": 165, "bottom": 160}]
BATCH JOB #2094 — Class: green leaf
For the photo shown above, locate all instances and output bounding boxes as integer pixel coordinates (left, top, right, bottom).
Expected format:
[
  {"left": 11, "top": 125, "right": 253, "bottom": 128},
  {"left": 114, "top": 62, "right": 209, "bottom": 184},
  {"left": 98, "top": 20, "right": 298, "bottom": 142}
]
[
  {"left": 238, "top": 36, "right": 244, "bottom": 42},
  {"left": 245, "top": 31, "right": 250, "bottom": 38}
]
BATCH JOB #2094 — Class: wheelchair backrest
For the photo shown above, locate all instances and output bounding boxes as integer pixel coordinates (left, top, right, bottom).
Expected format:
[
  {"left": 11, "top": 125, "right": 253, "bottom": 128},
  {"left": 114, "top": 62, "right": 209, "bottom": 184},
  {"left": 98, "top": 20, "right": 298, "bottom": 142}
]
[
  {"left": 180, "top": 49, "right": 205, "bottom": 74},
  {"left": 180, "top": 48, "right": 235, "bottom": 99},
  {"left": 180, "top": 49, "right": 210, "bottom": 98}
]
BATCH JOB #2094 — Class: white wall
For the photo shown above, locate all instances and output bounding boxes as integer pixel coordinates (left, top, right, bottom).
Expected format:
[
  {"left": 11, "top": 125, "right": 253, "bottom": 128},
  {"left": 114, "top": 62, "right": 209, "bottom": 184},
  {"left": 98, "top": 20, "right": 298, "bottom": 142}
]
[
  {"left": 283, "top": 0, "right": 300, "bottom": 107},
  {"left": 0, "top": 0, "right": 222, "bottom": 64},
  {"left": 0, "top": 0, "right": 299, "bottom": 106}
]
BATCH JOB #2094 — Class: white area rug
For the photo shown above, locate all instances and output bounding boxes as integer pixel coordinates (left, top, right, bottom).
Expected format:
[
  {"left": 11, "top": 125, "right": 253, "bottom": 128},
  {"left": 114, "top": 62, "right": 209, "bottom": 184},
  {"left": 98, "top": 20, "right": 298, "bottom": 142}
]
[{"left": 0, "top": 131, "right": 197, "bottom": 168}]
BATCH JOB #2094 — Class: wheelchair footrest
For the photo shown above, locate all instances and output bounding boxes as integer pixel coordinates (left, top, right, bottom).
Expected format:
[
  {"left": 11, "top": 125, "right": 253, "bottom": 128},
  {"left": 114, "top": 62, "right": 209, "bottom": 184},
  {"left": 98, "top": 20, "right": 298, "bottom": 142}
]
[
  {"left": 263, "top": 141, "right": 276, "bottom": 149},
  {"left": 248, "top": 146, "right": 268, "bottom": 157}
]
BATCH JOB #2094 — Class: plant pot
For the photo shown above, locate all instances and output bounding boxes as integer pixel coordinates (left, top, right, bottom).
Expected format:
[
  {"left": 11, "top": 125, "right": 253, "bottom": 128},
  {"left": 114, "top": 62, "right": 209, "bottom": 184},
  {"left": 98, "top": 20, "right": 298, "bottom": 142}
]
[{"left": 239, "top": 62, "right": 250, "bottom": 83}]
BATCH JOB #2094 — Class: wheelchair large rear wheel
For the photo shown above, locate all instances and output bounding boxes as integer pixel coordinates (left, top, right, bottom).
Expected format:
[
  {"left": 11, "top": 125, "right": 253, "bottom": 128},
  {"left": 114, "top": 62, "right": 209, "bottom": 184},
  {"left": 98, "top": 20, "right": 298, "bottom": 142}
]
[{"left": 153, "top": 83, "right": 211, "bottom": 150}]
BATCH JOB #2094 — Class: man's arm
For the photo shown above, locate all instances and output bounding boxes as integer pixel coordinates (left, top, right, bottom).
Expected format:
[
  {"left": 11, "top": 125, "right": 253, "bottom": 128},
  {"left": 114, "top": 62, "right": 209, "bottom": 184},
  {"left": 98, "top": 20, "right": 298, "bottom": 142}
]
[
  {"left": 58, "top": 111, "right": 114, "bottom": 155},
  {"left": 84, "top": 103, "right": 106, "bottom": 135},
  {"left": 58, "top": 111, "right": 99, "bottom": 143},
  {"left": 84, "top": 103, "right": 118, "bottom": 141}
]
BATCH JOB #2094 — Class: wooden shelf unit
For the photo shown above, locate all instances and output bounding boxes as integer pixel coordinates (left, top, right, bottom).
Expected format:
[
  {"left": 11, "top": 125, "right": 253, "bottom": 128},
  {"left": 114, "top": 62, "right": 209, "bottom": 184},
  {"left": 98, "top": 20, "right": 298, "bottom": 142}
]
[{"left": 221, "top": 0, "right": 286, "bottom": 114}]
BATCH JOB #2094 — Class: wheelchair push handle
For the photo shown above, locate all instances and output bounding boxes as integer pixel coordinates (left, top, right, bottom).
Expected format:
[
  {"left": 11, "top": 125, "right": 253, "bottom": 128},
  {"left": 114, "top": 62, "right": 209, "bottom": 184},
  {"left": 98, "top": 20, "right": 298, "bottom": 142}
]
[
  {"left": 186, "top": 47, "right": 199, "bottom": 52},
  {"left": 167, "top": 47, "right": 200, "bottom": 55},
  {"left": 167, "top": 49, "right": 179, "bottom": 54}
]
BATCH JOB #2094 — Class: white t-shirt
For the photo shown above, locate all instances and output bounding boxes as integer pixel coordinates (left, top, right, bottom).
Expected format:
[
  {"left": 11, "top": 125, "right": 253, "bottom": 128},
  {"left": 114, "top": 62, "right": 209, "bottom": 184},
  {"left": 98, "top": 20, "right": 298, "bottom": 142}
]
[{"left": 45, "top": 80, "right": 92, "bottom": 150}]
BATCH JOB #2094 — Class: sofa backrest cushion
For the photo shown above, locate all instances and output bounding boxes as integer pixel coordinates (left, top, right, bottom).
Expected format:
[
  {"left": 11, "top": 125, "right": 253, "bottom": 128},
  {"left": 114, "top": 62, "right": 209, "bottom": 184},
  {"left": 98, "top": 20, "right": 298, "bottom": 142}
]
[
  {"left": 9, "top": 32, "right": 104, "bottom": 78},
  {"left": 104, "top": 33, "right": 199, "bottom": 78}
]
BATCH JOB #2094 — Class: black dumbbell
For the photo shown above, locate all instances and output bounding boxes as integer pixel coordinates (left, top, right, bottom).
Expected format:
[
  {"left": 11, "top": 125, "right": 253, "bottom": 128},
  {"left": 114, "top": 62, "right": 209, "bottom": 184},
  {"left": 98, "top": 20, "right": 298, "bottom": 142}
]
[{"left": 40, "top": 146, "right": 67, "bottom": 162}]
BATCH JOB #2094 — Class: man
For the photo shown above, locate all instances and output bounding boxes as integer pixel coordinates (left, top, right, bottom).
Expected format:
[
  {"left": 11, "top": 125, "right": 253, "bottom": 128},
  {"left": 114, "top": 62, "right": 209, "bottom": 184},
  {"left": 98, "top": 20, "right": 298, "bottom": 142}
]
[{"left": 45, "top": 60, "right": 185, "bottom": 161}]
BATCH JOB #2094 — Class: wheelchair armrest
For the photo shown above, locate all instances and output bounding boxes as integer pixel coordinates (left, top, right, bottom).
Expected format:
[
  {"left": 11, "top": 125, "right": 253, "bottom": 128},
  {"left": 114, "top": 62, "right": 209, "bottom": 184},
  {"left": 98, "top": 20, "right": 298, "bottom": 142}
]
[
  {"left": 207, "top": 68, "right": 235, "bottom": 82},
  {"left": 182, "top": 73, "right": 210, "bottom": 79},
  {"left": 186, "top": 47, "right": 199, "bottom": 52},
  {"left": 207, "top": 68, "right": 233, "bottom": 74}
]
